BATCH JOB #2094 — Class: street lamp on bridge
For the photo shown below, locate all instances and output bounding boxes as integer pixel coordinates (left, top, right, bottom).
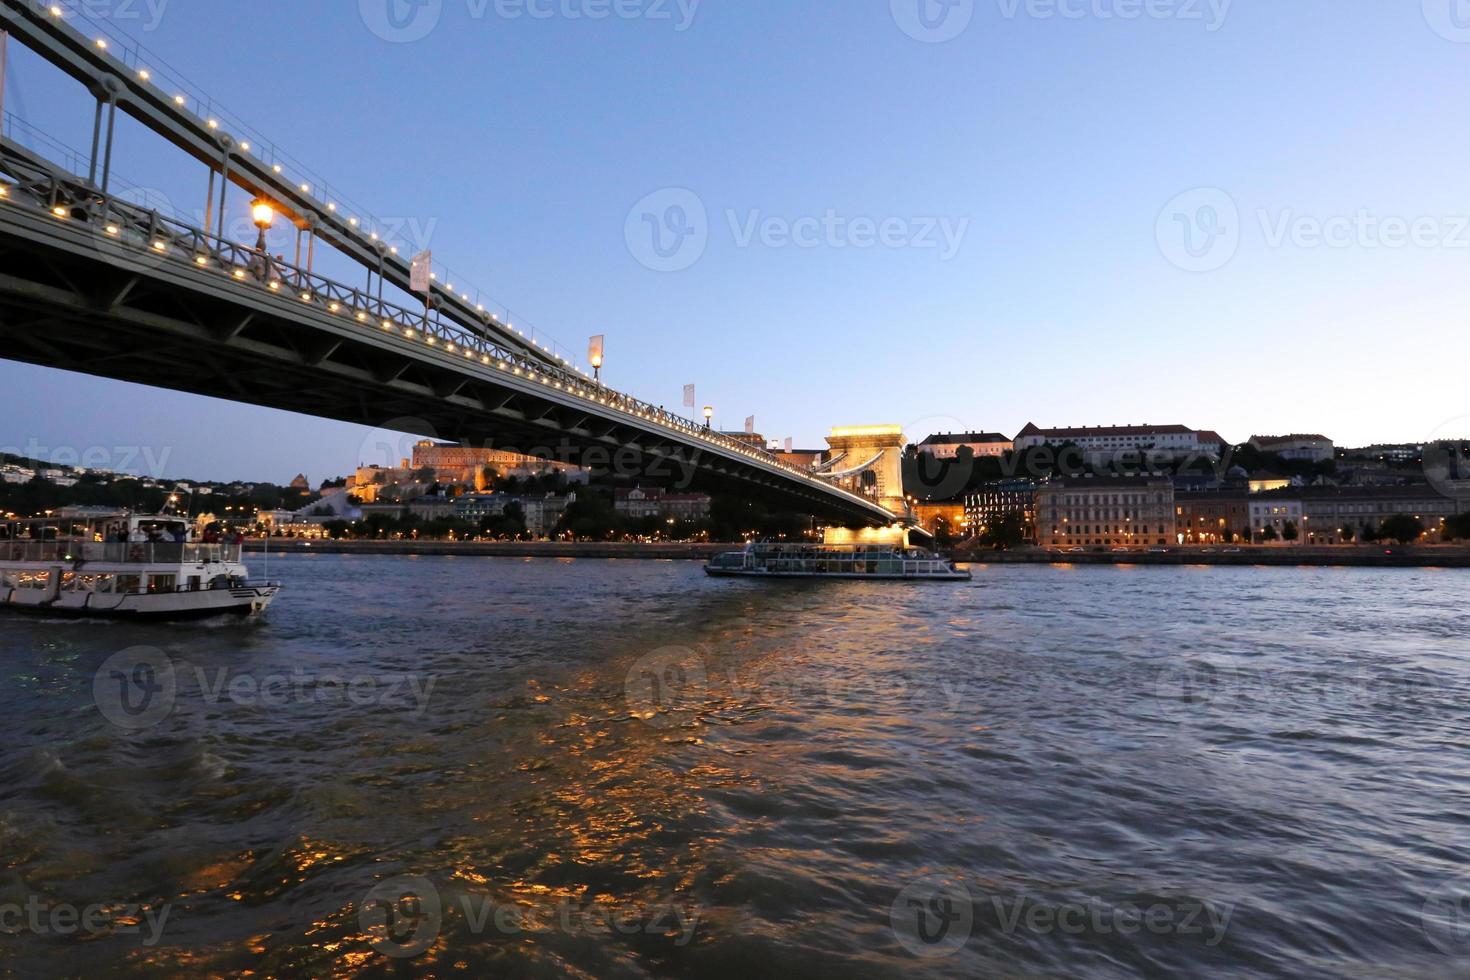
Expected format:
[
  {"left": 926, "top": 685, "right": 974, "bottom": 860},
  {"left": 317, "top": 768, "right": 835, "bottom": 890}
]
[
  {"left": 251, "top": 198, "right": 274, "bottom": 253},
  {"left": 703, "top": 406, "right": 714, "bottom": 430}
]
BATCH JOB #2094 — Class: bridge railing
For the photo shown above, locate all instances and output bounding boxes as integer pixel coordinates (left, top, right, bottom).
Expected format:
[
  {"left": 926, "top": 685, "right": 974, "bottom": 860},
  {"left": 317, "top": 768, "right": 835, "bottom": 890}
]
[{"left": 0, "top": 140, "right": 887, "bottom": 513}]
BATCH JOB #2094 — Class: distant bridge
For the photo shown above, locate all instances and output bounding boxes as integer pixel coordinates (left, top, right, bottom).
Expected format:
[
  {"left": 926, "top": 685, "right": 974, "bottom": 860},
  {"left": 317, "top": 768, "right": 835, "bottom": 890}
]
[{"left": 0, "top": 0, "right": 900, "bottom": 527}]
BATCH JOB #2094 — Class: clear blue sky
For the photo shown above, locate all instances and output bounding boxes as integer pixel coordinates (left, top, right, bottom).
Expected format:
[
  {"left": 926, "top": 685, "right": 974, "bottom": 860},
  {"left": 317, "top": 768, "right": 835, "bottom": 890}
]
[{"left": 4, "top": 0, "right": 1469, "bottom": 483}]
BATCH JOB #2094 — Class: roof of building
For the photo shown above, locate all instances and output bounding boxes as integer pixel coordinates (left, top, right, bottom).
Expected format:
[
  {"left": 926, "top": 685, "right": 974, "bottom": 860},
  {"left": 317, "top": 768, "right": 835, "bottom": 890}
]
[
  {"left": 918, "top": 432, "right": 1012, "bottom": 446},
  {"left": 1016, "top": 423, "right": 1195, "bottom": 439},
  {"left": 1196, "top": 431, "right": 1228, "bottom": 446},
  {"left": 1250, "top": 434, "right": 1332, "bottom": 445},
  {"left": 1039, "top": 475, "right": 1175, "bottom": 490}
]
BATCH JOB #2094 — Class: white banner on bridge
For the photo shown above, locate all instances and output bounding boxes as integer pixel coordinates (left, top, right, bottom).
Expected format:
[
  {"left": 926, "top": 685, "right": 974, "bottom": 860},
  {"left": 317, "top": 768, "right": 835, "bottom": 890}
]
[
  {"left": 784, "top": 437, "right": 794, "bottom": 454},
  {"left": 683, "top": 384, "right": 695, "bottom": 408},
  {"left": 745, "top": 416, "right": 755, "bottom": 434},
  {"left": 409, "top": 250, "right": 433, "bottom": 293}
]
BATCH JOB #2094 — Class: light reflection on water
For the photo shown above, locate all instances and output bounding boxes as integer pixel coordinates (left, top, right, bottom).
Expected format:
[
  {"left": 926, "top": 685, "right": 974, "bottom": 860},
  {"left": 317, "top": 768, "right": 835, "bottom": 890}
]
[{"left": 0, "top": 555, "right": 1468, "bottom": 977}]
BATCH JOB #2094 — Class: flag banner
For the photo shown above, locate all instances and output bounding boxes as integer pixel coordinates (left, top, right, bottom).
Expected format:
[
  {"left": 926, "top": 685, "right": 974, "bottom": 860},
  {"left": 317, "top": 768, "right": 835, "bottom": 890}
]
[
  {"left": 785, "top": 437, "right": 794, "bottom": 454},
  {"left": 683, "top": 385, "right": 696, "bottom": 408},
  {"left": 745, "top": 416, "right": 755, "bottom": 434},
  {"left": 0, "top": 33, "right": 8, "bottom": 123},
  {"left": 588, "top": 335, "right": 605, "bottom": 362},
  {"left": 409, "top": 250, "right": 433, "bottom": 293}
]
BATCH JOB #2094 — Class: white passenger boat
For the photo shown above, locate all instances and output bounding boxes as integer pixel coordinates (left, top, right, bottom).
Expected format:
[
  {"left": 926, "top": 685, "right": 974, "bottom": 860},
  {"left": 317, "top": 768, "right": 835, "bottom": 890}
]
[
  {"left": 0, "top": 514, "right": 280, "bottom": 620},
  {"left": 704, "top": 542, "right": 971, "bottom": 581}
]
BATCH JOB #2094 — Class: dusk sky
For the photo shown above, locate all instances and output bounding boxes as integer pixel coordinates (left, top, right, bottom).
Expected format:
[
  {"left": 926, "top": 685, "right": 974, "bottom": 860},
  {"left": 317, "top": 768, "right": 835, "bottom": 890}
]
[{"left": 4, "top": 0, "right": 1470, "bottom": 483}]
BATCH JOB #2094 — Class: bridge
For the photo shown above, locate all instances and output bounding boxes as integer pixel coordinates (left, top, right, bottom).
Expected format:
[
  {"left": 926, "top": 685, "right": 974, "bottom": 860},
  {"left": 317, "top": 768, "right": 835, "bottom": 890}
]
[{"left": 0, "top": 1, "right": 909, "bottom": 531}]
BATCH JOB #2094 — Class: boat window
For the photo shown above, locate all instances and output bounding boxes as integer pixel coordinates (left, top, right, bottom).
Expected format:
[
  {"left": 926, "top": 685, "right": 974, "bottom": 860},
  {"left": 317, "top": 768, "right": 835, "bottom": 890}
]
[
  {"left": 116, "top": 575, "right": 142, "bottom": 594},
  {"left": 148, "top": 574, "right": 177, "bottom": 594}
]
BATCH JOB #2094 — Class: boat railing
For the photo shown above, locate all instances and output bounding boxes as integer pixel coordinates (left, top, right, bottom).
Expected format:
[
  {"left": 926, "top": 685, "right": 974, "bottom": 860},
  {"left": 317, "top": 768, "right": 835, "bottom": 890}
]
[{"left": 0, "top": 541, "right": 243, "bottom": 564}]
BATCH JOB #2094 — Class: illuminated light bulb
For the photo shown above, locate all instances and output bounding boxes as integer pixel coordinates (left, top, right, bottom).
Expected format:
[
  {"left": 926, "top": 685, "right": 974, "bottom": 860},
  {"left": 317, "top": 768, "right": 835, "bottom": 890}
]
[
  {"left": 300, "top": 292, "right": 312, "bottom": 301},
  {"left": 138, "top": 69, "right": 151, "bottom": 81},
  {"left": 233, "top": 269, "right": 246, "bottom": 279},
  {"left": 356, "top": 312, "right": 367, "bottom": 321},
  {"left": 174, "top": 95, "right": 185, "bottom": 105},
  {"left": 152, "top": 240, "right": 167, "bottom": 251},
  {"left": 207, "top": 119, "right": 219, "bottom": 129},
  {"left": 48, "top": 5, "right": 62, "bottom": 16},
  {"left": 404, "top": 329, "right": 415, "bottom": 338},
  {"left": 329, "top": 302, "right": 340, "bottom": 312},
  {"left": 349, "top": 217, "right": 359, "bottom": 227},
  {"left": 389, "top": 246, "right": 398, "bottom": 255},
  {"left": 369, "top": 232, "right": 378, "bottom": 240},
  {"left": 327, "top": 203, "right": 336, "bottom": 212},
  {"left": 240, "top": 141, "right": 251, "bottom": 152},
  {"left": 52, "top": 206, "right": 67, "bottom": 218},
  {"left": 497, "top": 361, "right": 506, "bottom": 369},
  {"left": 268, "top": 280, "right": 280, "bottom": 290},
  {"left": 426, "top": 337, "right": 435, "bottom": 345},
  {"left": 381, "top": 320, "right": 392, "bottom": 329},
  {"left": 272, "top": 164, "right": 282, "bottom": 173},
  {"left": 194, "top": 256, "right": 208, "bottom": 266},
  {"left": 95, "top": 38, "right": 107, "bottom": 49},
  {"left": 299, "top": 183, "right": 310, "bottom": 193},
  {"left": 105, "top": 225, "right": 120, "bottom": 235}
]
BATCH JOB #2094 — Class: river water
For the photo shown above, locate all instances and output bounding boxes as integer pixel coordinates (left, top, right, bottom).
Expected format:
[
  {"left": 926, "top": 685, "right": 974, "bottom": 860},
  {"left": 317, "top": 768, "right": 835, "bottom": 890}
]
[{"left": 1, "top": 554, "right": 1468, "bottom": 977}]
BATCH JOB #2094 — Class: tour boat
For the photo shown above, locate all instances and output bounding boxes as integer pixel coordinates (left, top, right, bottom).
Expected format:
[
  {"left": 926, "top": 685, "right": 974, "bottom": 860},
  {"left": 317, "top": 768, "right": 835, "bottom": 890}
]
[
  {"left": 704, "top": 542, "right": 971, "bottom": 581},
  {"left": 0, "top": 513, "right": 280, "bottom": 619}
]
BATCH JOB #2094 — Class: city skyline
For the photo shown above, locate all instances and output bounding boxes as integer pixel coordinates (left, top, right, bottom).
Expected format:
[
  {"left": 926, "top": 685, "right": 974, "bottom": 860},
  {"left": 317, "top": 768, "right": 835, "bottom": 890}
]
[{"left": 4, "top": 1, "right": 1470, "bottom": 482}]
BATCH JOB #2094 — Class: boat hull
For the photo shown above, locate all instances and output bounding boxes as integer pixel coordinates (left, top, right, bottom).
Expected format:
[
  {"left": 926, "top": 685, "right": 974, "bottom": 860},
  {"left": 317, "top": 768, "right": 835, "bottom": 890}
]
[
  {"left": 704, "top": 567, "right": 970, "bottom": 581},
  {"left": 0, "top": 585, "right": 280, "bottom": 620}
]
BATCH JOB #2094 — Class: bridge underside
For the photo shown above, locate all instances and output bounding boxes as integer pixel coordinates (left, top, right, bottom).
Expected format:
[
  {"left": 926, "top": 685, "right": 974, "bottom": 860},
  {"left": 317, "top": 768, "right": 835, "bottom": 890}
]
[{"left": 0, "top": 208, "right": 889, "bottom": 526}]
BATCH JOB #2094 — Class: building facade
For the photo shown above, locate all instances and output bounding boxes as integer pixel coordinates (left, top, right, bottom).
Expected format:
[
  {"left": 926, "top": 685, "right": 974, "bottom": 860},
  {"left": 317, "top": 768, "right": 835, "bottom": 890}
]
[
  {"left": 1174, "top": 490, "right": 1251, "bottom": 545},
  {"left": 964, "top": 480, "right": 1039, "bottom": 541},
  {"left": 1248, "top": 492, "right": 1305, "bottom": 544},
  {"left": 917, "top": 432, "right": 1013, "bottom": 459},
  {"left": 1295, "top": 485, "right": 1463, "bottom": 544},
  {"left": 1248, "top": 435, "right": 1335, "bottom": 463},
  {"left": 1036, "top": 477, "right": 1175, "bottom": 549},
  {"left": 1014, "top": 424, "right": 1218, "bottom": 464}
]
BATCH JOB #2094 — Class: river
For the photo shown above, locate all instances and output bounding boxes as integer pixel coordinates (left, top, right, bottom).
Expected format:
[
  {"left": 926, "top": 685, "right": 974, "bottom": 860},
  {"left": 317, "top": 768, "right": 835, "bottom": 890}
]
[{"left": 1, "top": 555, "right": 1467, "bottom": 977}]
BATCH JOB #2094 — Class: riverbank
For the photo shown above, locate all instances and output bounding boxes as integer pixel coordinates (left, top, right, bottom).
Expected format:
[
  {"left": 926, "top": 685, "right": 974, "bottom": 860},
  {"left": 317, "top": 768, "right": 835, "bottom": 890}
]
[
  {"left": 258, "top": 539, "right": 1470, "bottom": 567},
  {"left": 260, "top": 539, "right": 729, "bottom": 560},
  {"left": 959, "top": 546, "right": 1470, "bottom": 568}
]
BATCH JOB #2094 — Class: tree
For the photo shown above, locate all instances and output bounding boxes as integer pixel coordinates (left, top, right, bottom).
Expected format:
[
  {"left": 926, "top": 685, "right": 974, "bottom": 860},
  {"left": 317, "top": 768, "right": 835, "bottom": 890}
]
[
  {"left": 1379, "top": 514, "right": 1424, "bottom": 545},
  {"left": 1339, "top": 523, "right": 1355, "bottom": 543},
  {"left": 1282, "top": 520, "right": 1299, "bottom": 542},
  {"left": 1262, "top": 526, "right": 1279, "bottom": 542},
  {"left": 1445, "top": 512, "right": 1470, "bottom": 542},
  {"left": 977, "top": 513, "right": 1026, "bottom": 551}
]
